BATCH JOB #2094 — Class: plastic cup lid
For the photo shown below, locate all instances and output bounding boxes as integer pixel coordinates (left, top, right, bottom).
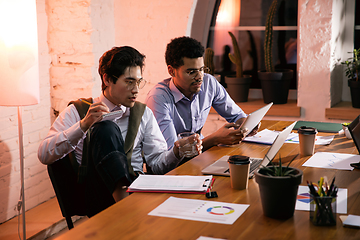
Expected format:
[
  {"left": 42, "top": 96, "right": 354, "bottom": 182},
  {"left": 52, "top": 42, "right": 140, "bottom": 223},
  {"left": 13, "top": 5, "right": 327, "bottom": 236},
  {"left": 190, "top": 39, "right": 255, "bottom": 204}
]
[
  {"left": 298, "top": 126, "right": 318, "bottom": 135},
  {"left": 228, "top": 155, "right": 250, "bottom": 165}
]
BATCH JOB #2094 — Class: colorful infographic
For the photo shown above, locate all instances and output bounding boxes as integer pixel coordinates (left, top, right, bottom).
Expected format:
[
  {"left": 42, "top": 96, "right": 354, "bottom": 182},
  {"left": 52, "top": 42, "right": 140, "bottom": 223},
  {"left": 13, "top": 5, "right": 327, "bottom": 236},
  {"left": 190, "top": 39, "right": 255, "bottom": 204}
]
[{"left": 149, "top": 197, "right": 249, "bottom": 225}]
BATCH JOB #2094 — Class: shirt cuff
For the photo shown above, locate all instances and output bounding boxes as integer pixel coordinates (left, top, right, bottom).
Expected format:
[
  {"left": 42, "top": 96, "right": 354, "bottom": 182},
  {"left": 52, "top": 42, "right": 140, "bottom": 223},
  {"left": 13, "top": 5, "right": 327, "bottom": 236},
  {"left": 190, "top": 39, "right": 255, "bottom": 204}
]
[{"left": 64, "top": 121, "right": 87, "bottom": 148}]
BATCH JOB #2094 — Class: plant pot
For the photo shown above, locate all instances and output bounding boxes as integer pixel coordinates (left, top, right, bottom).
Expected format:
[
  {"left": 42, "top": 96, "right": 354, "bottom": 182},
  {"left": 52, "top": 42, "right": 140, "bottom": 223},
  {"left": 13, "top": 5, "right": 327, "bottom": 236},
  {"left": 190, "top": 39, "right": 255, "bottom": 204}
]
[
  {"left": 225, "top": 75, "right": 252, "bottom": 102},
  {"left": 348, "top": 79, "right": 360, "bottom": 108},
  {"left": 258, "top": 69, "right": 293, "bottom": 104},
  {"left": 255, "top": 167, "right": 303, "bottom": 219}
]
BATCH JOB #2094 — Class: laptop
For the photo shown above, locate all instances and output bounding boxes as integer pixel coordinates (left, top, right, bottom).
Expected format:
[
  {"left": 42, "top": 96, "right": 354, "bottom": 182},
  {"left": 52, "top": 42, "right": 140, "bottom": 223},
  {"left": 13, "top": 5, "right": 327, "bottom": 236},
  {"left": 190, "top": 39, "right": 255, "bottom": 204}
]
[
  {"left": 201, "top": 121, "right": 297, "bottom": 178},
  {"left": 241, "top": 102, "right": 273, "bottom": 136}
]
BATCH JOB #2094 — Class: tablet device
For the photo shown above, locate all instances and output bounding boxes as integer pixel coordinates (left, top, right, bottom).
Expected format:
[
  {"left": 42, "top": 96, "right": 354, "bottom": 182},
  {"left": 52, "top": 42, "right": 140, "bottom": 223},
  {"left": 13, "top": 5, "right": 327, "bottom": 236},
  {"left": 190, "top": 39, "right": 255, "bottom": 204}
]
[{"left": 240, "top": 102, "right": 273, "bottom": 136}]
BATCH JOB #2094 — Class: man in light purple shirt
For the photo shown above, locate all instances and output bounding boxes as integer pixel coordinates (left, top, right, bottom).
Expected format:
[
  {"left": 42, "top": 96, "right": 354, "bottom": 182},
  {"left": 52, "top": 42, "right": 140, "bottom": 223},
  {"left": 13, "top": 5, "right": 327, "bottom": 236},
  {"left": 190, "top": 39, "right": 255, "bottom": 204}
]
[{"left": 146, "top": 36, "right": 258, "bottom": 151}]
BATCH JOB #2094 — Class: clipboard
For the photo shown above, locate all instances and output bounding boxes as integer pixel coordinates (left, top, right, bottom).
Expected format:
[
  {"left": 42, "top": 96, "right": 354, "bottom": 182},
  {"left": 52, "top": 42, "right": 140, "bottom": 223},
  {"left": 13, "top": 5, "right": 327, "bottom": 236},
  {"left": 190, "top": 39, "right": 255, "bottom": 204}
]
[{"left": 127, "top": 175, "right": 213, "bottom": 194}]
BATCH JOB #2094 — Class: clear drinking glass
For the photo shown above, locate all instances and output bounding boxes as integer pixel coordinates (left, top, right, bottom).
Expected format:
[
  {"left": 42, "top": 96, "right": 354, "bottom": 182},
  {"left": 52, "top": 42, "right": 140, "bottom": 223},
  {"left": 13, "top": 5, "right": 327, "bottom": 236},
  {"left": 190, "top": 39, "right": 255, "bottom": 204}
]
[{"left": 177, "top": 132, "right": 198, "bottom": 158}]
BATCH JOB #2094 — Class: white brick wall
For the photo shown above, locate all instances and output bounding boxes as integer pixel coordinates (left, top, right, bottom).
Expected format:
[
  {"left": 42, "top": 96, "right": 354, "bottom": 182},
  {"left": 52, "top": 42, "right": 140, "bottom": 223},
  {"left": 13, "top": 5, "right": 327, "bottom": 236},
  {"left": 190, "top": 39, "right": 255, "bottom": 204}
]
[
  {"left": 0, "top": 0, "right": 340, "bottom": 224},
  {"left": 0, "top": 0, "right": 117, "bottom": 224}
]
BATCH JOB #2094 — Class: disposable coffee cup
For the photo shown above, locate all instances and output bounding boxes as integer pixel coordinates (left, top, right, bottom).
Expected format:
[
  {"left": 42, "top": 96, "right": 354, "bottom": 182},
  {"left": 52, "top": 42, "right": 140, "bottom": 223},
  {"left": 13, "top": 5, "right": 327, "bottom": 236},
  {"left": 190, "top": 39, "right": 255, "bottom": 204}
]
[
  {"left": 298, "top": 126, "right": 317, "bottom": 156},
  {"left": 228, "top": 155, "right": 250, "bottom": 190}
]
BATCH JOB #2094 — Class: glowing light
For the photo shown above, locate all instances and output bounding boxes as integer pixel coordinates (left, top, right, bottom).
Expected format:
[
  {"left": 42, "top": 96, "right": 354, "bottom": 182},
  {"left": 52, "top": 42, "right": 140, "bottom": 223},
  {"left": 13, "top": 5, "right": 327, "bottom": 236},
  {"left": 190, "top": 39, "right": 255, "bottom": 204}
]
[
  {"left": 0, "top": 0, "right": 39, "bottom": 106},
  {"left": 215, "top": 0, "right": 240, "bottom": 26}
]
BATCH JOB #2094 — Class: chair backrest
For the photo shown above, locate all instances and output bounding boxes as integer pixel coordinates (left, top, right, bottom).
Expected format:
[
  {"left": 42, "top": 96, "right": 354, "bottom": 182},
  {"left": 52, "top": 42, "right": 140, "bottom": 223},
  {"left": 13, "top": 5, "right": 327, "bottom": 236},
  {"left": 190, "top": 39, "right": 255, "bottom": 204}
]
[
  {"left": 47, "top": 156, "right": 86, "bottom": 229},
  {"left": 349, "top": 115, "right": 360, "bottom": 154}
]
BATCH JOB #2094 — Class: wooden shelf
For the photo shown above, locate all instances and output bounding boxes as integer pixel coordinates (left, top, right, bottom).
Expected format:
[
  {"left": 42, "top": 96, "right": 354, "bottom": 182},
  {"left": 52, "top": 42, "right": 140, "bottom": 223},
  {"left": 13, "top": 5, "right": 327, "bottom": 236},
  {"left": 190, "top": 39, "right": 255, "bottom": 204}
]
[
  {"left": 325, "top": 101, "right": 360, "bottom": 120},
  {"left": 210, "top": 99, "right": 301, "bottom": 117}
]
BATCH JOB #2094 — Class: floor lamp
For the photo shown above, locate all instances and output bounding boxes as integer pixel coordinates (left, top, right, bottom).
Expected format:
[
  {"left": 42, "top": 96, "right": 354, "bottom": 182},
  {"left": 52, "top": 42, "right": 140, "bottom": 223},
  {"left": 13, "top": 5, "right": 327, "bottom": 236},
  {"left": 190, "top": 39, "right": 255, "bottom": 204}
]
[{"left": 0, "top": 1, "right": 40, "bottom": 239}]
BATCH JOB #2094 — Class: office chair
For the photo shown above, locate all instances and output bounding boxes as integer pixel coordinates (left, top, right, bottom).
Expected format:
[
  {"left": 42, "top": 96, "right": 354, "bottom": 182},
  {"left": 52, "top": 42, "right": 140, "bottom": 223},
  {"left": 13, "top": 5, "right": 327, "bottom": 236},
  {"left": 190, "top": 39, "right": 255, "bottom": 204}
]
[
  {"left": 348, "top": 115, "right": 360, "bottom": 169},
  {"left": 47, "top": 156, "right": 87, "bottom": 229},
  {"left": 349, "top": 115, "right": 360, "bottom": 154}
]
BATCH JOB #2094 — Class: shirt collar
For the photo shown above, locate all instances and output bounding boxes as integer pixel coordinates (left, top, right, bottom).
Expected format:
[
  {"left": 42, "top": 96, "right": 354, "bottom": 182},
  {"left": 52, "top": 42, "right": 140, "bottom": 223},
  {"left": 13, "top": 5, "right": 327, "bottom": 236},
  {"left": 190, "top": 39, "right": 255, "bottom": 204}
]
[
  {"left": 99, "top": 93, "right": 126, "bottom": 112},
  {"left": 169, "top": 77, "right": 202, "bottom": 103}
]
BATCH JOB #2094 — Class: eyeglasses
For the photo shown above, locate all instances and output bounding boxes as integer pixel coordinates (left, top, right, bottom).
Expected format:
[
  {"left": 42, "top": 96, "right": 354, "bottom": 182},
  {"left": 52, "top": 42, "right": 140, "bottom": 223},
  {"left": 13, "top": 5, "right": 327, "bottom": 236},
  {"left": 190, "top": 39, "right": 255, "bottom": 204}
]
[
  {"left": 112, "top": 75, "right": 147, "bottom": 90},
  {"left": 186, "top": 67, "right": 210, "bottom": 80}
]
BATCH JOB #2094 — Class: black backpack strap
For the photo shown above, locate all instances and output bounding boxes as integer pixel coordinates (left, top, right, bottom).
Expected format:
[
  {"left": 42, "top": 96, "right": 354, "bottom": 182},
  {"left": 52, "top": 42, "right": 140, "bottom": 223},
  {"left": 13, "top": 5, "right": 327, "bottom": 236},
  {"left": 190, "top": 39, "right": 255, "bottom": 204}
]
[
  {"left": 68, "top": 98, "right": 93, "bottom": 183},
  {"left": 124, "top": 102, "right": 146, "bottom": 177}
]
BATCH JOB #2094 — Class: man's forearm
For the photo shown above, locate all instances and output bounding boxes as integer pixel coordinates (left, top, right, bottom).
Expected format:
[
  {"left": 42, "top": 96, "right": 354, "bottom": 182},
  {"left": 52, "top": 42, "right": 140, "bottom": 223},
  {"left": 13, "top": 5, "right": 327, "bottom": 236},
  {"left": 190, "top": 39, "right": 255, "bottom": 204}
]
[{"left": 201, "top": 134, "right": 218, "bottom": 151}]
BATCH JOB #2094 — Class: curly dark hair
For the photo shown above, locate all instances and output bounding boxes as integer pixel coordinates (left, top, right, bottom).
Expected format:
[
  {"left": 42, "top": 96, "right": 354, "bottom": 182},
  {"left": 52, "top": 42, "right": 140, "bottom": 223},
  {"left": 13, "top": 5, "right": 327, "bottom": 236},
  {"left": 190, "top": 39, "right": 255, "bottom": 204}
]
[
  {"left": 165, "top": 36, "right": 205, "bottom": 69},
  {"left": 98, "top": 46, "right": 145, "bottom": 91}
]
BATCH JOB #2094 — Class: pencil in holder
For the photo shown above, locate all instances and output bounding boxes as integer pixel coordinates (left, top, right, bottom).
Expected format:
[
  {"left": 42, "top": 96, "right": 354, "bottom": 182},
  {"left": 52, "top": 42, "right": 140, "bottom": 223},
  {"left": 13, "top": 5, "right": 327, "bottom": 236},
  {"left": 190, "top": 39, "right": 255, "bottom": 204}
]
[{"left": 310, "top": 194, "right": 337, "bottom": 226}]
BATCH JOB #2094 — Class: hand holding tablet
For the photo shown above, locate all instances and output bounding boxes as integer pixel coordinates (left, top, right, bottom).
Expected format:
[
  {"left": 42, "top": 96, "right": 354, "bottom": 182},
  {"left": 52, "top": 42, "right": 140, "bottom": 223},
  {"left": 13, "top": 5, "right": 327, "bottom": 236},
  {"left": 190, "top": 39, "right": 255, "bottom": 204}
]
[{"left": 240, "top": 102, "right": 273, "bottom": 137}]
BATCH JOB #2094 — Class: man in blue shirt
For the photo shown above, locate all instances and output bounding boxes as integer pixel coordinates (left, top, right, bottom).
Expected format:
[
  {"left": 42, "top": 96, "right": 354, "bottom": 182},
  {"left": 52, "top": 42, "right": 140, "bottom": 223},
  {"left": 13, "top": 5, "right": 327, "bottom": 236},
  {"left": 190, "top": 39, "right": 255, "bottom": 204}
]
[{"left": 146, "top": 36, "right": 257, "bottom": 151}]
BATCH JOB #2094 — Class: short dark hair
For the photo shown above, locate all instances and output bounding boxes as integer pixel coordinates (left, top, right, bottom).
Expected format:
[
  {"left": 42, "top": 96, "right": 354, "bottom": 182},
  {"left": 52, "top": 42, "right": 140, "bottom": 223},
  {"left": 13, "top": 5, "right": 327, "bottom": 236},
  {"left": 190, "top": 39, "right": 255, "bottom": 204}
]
[
  {"left": 98, "top": 46, "right": 145, "bottom": 91},
  {"left": 165, "top": 36, "right": 204, "bottom": 69}
]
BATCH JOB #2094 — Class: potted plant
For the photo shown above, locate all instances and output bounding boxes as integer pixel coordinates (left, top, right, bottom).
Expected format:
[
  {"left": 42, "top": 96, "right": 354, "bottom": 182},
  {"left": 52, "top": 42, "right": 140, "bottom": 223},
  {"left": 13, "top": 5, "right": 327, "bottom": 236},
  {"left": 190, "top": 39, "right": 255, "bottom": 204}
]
[
  {"left": 255, "top": 156, "right": 303, "bottom": 219},
  {"left": 204, "top": 47, "right": 221, "bottom": 82},
  {"left": 224, "top": 31, "right": 252, "bottom": 102},
  {"left": 341, "top": 48, "right": 360, "bottom": 108},
  {"left": 257, "top": 0, "right": 293, "bottom": 104}
]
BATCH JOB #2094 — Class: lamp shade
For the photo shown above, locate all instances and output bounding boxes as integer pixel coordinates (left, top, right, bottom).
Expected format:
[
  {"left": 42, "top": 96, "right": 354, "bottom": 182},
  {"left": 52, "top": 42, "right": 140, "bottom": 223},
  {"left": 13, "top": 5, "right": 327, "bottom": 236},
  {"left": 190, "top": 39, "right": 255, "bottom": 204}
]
[{"left": 0, "top": 0, "right": 39, "bottom": 106}]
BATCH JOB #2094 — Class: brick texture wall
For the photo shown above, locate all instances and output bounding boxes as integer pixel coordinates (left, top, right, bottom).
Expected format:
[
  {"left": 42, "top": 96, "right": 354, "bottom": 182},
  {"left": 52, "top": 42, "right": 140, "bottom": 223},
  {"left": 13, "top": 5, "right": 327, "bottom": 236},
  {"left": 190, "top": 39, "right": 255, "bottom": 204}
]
[
  {"left": 0, "top": 0, "right": 339, "bottom": 224},
  {"left": 0, "top": 0, "right": 115, "bottom": 223}
]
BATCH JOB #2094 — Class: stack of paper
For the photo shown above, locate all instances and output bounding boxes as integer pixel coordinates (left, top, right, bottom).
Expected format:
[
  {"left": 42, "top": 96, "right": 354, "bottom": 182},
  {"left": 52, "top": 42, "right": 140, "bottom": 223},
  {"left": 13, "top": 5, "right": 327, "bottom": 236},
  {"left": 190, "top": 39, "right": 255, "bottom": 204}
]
[
  {"left": 243, "top": 129, "right": 334, "bottom": 145},
  {"left": 127, "top": 175, "right": 213, "bottom": 193}
]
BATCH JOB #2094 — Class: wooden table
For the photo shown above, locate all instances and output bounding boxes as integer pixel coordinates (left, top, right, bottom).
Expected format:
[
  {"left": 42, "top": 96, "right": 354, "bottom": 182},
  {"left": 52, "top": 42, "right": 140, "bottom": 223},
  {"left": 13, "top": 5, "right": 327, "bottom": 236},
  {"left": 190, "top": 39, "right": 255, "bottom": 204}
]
[{"left": 55, "top": 121, "right": 360, "bottom": 240}]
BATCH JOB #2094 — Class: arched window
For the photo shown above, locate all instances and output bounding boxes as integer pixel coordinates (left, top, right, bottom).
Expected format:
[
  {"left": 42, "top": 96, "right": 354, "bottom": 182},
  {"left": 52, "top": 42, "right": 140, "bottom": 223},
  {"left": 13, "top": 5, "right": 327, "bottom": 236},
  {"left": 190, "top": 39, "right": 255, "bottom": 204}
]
[{"left": 207, "top": 0, "right": 298, "bottom": 91}]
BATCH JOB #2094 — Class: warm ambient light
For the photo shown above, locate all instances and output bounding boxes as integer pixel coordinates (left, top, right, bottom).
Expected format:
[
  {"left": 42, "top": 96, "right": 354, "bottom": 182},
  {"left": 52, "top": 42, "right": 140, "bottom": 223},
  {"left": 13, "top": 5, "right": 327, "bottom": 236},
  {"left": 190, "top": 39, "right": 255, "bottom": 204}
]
[
  {"left": 0, "top": 0, "right": 39, "bottom": 106},
  {"left": 213, "top": 0, "right": 240, "bottom": 55},
  {"left": 0, "top": 1, "right": 40, "bottom": 239},
  {"left": 215, "top": 0, "right": 240, "bottom": 27}
]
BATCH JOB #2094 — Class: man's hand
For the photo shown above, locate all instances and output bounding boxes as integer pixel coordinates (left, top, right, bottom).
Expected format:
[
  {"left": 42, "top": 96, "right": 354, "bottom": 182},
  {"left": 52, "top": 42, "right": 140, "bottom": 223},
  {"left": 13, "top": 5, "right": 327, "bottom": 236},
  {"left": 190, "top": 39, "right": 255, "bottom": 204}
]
[
  {"left": 214, "top": 123, "right": 248, "bottom": 145},
  {"left": 236, "top": 117, "right": 261, "bottom": 137},
  {"left": 80, "top": 102, "right": 110, "bottom": 132},
  {"left": 173, "top": 133, "right": 202, "bottom": 159}
]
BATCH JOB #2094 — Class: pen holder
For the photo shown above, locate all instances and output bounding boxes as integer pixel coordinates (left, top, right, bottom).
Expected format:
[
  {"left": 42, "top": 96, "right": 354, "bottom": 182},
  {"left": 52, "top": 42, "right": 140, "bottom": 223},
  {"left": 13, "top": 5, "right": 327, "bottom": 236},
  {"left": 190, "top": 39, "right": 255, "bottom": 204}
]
[{"left": 310, "top": 194, "right": 337, "bottom": 226}]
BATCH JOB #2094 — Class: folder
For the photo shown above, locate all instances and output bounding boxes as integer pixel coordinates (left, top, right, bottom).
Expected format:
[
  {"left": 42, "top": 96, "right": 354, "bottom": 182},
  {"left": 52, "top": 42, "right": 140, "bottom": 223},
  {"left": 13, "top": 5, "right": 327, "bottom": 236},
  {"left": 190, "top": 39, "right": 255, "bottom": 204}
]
[{"left": 294, "top": 121, "right": 342, "bottom": 133}]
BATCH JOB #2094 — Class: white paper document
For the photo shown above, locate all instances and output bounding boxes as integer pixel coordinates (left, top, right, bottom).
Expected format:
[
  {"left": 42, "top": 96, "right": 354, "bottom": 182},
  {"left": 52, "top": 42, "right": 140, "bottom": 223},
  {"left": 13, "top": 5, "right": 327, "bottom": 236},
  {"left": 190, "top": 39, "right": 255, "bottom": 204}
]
[
  {"left": 302, "top": 152, "right": 359, "bottom": 170},
  {"left": 243, "top": 129, "right": 279, "bottom": 145},
  {"left": 127, "top": 175, "right": 213, "bottom": 193},
  {"left": 243, "top": 129, "right": 334, "bottom": 145},
  {"left": 285, "top": 134, "right": 334, "bottom": 145},
  {"left": 148, "top": 196, "right": 249, "bottom": 225},
  {"left": 295, "top": 185, "right": 347, "bottom": 214}
]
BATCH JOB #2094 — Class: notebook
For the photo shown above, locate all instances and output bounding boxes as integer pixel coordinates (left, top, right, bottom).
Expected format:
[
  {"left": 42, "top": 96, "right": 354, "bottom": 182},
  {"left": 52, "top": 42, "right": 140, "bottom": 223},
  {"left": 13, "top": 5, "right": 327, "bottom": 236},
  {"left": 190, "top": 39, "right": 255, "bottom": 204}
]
[
  {"left": 201, "top": 121, "right": 297, "bottom": 178},
  {"left": 241, "top": 102, "right": 273, "bottom": 136},
  {"left": 294, "top": 121, "right": 342, "bottom": 133}
]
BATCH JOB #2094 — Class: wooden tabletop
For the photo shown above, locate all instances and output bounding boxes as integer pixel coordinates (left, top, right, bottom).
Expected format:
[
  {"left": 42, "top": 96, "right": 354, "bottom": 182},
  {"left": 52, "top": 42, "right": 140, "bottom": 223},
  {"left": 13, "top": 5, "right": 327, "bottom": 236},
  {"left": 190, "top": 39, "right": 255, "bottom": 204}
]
[{"left": 55, "top": 121, "right": 360, "bottom": 240}]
